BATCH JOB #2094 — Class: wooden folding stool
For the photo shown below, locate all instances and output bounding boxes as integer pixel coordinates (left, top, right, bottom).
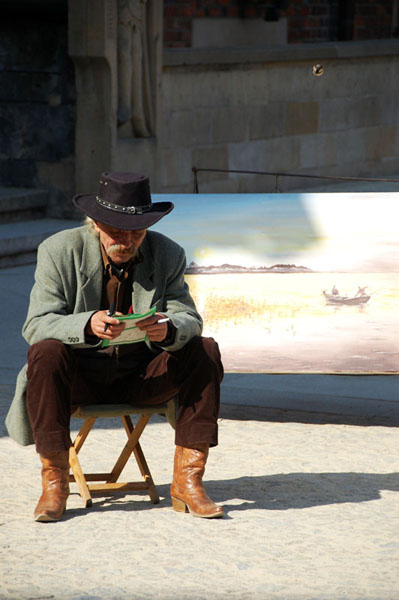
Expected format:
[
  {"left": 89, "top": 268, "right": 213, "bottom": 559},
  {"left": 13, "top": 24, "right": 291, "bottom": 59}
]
[{"left": 69, "top": 400, "right": 177, "bottom": 508}]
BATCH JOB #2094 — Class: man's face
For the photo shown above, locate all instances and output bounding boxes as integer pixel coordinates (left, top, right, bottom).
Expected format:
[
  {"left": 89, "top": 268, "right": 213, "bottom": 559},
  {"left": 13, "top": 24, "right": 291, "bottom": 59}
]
[{"left": 93, "top": 221, "right": 147, "bottom": 264}]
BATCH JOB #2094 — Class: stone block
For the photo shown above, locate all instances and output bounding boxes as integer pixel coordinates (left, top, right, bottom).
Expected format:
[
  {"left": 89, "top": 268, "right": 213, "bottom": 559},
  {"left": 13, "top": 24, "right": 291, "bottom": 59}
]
[
  {"left": 193, "top": 177, "right": 242, "bottom": 194},
  {"left": 299, "top": 133, "right": 335, "bottom": 170},
  {"left": 160, "top": 148, "right": 193, "bottom": 188},
  {"left": 113, "top": 138, "right": 160, "bottom": 189},
  {"left": 211, "top": 107, "right": 248, "bottom": 144},
  {"left": 0, "top": 188, "right": 48, "bottom": 223},
  {"left": 319, "top": 96, "right": 395, "bottom": 133},
  {"left": 161, "top": 109, "right": 212, "bottom": 148},
  {"left": 0, "top": 19, "right": 67, "bottom": 73},
  {"left": 322, "top": 57, "right": 397, "bottom": 99},
  {"left": 266, "top": 62, "right": 327, "bottom": 103},
  {"left": 249, "top": 103, "right": 285, "bottom": 140},
  {"left": 228, "top": 137, "right": 300, "bottom": 174},
  {"left": 285, "top": 102, "right": 319, "bottom": 136},
  {"left": 162, "top": 68, "right": 248, "bottom": 112},
  {"left": 0, "top": 104, "right": 75, "bottom": 161},
  {"left": 332, "top": 129, "right": 367, "bottom": 166},
  {"left": 232, "top": 67, "right": 269, "bottom": 106},
  {"left": 191, "top": 145, "right": 229, "bottom": 182},
  {"left": 0, "top": 72, "right": 60, "bottom": 103},
  {"left": 37, "top": 156, "right": 75, "bottom": 215},
  {"left": 228, "top": 139, "right": 268, "bottom": 173},
  {"left": 0, "top": 159, "right": 37, "bottom": 187},
  {"left": 364, "top": 126, "right": 397, "bottom": 161}
]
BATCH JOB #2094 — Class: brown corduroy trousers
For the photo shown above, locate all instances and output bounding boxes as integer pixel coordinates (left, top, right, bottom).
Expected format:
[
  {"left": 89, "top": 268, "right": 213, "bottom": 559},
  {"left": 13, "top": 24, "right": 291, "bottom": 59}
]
[{"left": 26, "top": 337, "right": 223, "bottom": 456}]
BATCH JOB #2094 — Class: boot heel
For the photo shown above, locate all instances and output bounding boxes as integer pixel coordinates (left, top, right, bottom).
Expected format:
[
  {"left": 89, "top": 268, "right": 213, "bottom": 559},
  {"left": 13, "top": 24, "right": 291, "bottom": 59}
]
[{"left": 171, "top": 496, "right": 188, "bottom": 513}]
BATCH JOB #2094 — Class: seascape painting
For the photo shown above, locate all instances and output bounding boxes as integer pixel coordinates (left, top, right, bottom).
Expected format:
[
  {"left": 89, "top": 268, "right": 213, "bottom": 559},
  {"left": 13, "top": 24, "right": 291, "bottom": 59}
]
[{"left": 153, "top": 193, "right": 399, "bottom": 374}]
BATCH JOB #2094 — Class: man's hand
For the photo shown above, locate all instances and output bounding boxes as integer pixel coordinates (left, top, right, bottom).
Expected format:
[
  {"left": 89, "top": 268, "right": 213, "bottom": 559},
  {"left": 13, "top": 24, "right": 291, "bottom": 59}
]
[
  {"left": 86, "top": 310, "right": 126, "bottom": 340},
  {"left": 136, "top": 313, "right": 169, "bottom": 342}
]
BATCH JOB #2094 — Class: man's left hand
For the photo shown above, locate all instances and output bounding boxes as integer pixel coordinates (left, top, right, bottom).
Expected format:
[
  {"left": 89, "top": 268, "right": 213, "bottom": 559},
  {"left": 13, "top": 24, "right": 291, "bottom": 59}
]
[{"left": 136, "top": 313, "right": 169, "bottom": 342}]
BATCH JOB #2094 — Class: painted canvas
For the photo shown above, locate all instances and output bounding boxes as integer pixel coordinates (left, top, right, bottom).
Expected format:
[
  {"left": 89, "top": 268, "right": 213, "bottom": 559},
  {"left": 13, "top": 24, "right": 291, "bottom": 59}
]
[{"left": 152, "top": 193, "right": 399, "bottom": 374}]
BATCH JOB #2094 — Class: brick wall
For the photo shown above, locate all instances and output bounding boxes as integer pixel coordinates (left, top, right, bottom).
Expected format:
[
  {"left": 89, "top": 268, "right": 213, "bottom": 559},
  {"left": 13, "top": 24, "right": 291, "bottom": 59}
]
[
  {"left": 354, "top": 0, "right": 395, "bottom": 40},
  {"left": 164, "top": 0, "right": 397, "bottom": 47}
]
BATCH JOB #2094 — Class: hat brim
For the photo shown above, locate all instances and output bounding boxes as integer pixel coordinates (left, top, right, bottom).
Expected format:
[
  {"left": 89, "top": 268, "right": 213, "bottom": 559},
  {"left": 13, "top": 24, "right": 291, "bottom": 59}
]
[{"left": 73, "top": 193, "right": 174, "bottom": 230}]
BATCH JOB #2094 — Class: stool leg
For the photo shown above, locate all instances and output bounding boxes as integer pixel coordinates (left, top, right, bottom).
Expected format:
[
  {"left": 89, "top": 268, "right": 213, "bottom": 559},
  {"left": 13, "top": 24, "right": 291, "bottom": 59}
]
[
  {"left": 69, "top": 446, "right": 93, "bottom": 508},
  {"left": 121, "top": 415, "right": 159, "bottom": 504},
  {"left": 69, "top": 417, "right": 96, "bottom": 508}
]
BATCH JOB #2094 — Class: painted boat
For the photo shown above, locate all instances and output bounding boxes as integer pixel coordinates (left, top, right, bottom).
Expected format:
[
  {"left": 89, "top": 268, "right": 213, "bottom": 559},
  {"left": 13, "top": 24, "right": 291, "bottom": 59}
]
[{"left": 322, "top": 291, "right": 370, "bottom": 305}]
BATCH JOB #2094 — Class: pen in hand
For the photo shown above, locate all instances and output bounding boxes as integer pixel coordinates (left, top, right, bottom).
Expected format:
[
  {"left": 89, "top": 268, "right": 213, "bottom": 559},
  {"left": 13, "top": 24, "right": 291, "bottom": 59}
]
[{"left": 104, "top": 303, "right": 115, "bottom": 333}]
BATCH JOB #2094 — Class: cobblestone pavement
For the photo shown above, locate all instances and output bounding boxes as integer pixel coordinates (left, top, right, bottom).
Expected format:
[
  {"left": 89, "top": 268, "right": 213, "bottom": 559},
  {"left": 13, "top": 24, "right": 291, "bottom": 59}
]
[{"left": 1, "top": 384, "right": 398, "bottom": 600}]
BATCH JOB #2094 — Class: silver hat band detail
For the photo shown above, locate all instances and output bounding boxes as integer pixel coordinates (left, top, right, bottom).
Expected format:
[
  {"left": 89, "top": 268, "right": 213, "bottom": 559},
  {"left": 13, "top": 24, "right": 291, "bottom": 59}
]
[{"left": 96, "top": 196, "right": 152, "bottom": 215}]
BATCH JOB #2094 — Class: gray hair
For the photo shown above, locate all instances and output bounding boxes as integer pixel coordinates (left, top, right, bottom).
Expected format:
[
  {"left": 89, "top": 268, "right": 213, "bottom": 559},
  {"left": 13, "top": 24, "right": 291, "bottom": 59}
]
[{"left": 84, "top": 216, "right": 99, "bottom": 237}]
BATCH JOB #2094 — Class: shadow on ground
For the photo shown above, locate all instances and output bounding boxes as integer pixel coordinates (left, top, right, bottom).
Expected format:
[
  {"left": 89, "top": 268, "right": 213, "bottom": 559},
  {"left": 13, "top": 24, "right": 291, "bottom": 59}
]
[
  {"left": 62, "top": 471, "right": 399, "bottom": 521},
  {"left": 220, "top": 403, "right": 399, "bottom": 427}
]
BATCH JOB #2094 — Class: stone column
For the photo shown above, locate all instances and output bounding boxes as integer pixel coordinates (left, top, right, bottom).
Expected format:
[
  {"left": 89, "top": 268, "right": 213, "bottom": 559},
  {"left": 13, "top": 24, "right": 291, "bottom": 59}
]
[
  {"left": 113, "top": 0, "right": 163, "bottom": 190},
  {"left": 68, "top": 0, "right": 118, "bottom": 194}
]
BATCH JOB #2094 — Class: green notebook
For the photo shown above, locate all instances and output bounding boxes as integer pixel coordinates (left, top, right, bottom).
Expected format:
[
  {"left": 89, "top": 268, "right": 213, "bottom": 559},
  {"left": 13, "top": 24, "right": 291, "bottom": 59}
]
[{"left": 101, "top": 306, "right": 156, "bottom": 348}]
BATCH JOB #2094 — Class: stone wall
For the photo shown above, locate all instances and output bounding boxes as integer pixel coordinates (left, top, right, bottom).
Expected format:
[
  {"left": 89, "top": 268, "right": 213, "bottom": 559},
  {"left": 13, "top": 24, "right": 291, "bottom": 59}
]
[
  {"left": 0, "top": 1, "right": 75, "bottom": 216},
  {"left": 159, "top": 41, "right": 399, "bottom": 193}
]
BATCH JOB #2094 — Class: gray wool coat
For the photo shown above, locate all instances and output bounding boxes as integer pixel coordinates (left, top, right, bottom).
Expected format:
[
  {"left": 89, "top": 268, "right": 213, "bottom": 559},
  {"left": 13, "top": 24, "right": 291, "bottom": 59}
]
[{"left": 5, "top": 226, "right": 202, "bottom": 446}]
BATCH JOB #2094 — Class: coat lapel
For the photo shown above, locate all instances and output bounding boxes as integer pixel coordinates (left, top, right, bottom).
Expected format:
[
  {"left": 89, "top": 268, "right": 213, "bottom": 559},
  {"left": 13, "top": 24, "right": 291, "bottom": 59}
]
[
  {"left": 80, "top": 230, "right": 103, "bottom": 311},
  {"left": 132, "top": 235, "right": 156, "bottom": 314}
]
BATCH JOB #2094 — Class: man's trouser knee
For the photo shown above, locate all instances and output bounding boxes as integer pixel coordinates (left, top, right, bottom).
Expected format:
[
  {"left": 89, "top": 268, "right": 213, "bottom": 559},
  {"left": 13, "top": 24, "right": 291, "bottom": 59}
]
[{"left": 26, "top": 340, "right": 76, "bottom": 455}]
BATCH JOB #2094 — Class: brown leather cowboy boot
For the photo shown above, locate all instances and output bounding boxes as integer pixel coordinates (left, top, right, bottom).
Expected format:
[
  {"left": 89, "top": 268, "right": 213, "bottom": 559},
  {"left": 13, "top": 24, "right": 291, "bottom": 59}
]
[
  {"left": 34, "top": 451, "right": 70, "bottom": 522},
  {"left": 170, "top": 444, "right": 224, "bottom": 518}
]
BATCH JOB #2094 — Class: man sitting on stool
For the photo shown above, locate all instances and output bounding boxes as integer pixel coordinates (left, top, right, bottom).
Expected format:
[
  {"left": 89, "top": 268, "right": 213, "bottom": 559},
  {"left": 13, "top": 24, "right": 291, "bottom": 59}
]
[{"left": 6, "top": 172, "right": 224, "bottom": 521}]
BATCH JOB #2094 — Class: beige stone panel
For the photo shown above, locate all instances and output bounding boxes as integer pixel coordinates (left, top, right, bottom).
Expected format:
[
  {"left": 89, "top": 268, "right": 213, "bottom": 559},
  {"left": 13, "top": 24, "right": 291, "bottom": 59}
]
[
  {"left": 249, "top": 102, "right": 286, "bottom": 140},
  {"left": 364, "top": 126, "right": 397, "bottom": 161},
  {"left": 160, "top": 147, "right": 193, "bottom": 188},
  {"left": 285, "top": 102, "right": 319, "bottom": 136},
  {"left": 160, "top": 109, "right": 212, "bottom": 148},
  {"left": 191, "top": 145, "right": 229, "bottom": 182}
]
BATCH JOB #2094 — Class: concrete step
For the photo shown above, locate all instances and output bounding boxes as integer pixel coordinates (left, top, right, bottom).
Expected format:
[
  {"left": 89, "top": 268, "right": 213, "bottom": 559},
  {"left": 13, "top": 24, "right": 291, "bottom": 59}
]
[
  {"left": 0, "top": 187, "right": 48, "bottom": 223},
  {"left": 0, "top": 219, "right": 80, "bottom": 268}
]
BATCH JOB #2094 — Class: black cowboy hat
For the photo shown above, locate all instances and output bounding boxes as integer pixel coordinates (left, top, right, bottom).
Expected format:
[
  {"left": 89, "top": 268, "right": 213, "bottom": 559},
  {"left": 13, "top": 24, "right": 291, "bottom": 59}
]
[{"left": 73, "top": 171, "right": 174, "bottom": 230}]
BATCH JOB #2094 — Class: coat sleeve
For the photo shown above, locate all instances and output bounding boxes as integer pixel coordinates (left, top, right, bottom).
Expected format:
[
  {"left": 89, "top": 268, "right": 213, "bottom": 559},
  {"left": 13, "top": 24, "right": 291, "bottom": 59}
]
[
  {"left": 155, "top": 245, "right": 203, "bottom": 352},
  {"left": 22, "top": 243, "right": 97, "bottom": 349}
]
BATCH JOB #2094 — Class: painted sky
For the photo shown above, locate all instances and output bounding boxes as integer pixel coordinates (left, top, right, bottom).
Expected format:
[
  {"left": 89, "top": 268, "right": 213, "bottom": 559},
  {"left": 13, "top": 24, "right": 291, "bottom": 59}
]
[{"left": 152, "top": 193, "right": 399, "bottom": 273}]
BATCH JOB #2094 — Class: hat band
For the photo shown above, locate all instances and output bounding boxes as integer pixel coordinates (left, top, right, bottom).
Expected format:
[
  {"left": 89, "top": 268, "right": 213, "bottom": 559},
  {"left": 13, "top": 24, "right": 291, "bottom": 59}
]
[{"left": 96, "top": 195, "right": 152, "bottom": 215}]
